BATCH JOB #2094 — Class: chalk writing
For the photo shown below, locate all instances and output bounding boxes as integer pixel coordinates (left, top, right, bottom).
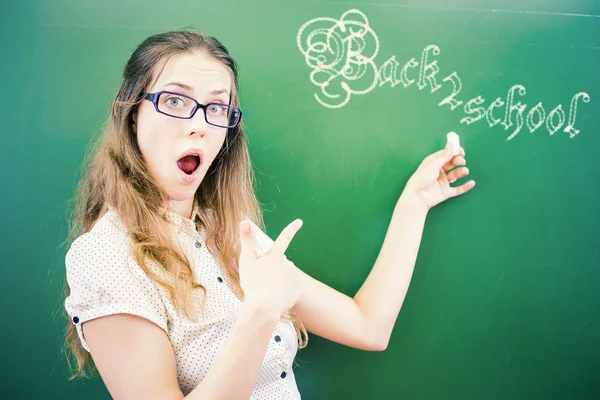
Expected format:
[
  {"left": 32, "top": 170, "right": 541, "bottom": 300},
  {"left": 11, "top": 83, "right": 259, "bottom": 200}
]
[
  {"left": 297, "top": 9, "right": 591, "bottom": 140},
  {"left": 439, "top": 72, "right": 463, "bottom": 111}
]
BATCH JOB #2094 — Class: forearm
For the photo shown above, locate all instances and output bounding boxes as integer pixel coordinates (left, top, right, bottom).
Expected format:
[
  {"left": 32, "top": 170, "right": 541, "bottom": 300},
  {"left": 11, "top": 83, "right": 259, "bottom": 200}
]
[
  {"left": 185, "top": 301, "right": 279, "bottom": 400},
  {"left": 353, "top": 191, "right": 429, "bottom": 346}
]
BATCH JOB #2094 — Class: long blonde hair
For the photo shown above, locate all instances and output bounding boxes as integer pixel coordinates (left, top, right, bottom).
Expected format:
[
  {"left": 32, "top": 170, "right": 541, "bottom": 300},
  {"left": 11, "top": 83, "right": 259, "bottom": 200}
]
[{"left": 64, "top": 30, "right": 307, "bottom": 378}]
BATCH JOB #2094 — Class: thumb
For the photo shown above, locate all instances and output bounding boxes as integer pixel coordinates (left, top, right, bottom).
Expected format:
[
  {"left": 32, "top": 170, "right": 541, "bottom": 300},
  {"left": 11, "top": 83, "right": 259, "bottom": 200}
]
[
  {"left": 434, "top": 140, "right": 456, "bottom": 168},
  {"left": 239, "top": 220, "right": 257, "bottom": 264}
]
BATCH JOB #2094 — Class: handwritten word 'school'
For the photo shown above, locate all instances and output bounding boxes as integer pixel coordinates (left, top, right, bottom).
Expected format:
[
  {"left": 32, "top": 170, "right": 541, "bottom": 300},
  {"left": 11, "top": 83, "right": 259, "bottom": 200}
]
[{"left": 296, "top": 9, "right": 591, "bottom": 141}]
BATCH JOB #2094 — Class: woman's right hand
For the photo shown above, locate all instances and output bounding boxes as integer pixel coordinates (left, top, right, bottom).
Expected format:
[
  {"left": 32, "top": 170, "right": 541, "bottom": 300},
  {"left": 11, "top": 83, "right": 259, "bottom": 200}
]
[{"left": 238, "top": 219, "right": 304, "bottom": 318}]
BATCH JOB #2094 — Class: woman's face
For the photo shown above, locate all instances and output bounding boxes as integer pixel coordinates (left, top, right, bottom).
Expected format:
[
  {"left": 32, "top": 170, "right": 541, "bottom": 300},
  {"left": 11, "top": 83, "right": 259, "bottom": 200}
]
[{"left": 134, "top": 52, "right": 232, "bottom": 210}]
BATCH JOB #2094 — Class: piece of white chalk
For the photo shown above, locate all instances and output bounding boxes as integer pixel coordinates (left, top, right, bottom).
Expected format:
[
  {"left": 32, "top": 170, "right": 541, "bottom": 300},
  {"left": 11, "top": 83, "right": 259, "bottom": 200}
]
[{"left": 447, "top": 131, "right": 460, "bottom": 155}]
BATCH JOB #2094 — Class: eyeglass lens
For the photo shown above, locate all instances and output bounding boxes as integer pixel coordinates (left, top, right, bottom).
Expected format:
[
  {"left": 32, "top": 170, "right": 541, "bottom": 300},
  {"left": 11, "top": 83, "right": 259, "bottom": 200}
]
[{"left": 157, "top": 92, "right": 239, "bottom": 127}]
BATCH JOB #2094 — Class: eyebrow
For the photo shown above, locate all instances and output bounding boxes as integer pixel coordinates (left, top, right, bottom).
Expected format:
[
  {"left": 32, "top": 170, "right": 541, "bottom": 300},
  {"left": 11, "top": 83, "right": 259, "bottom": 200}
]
[{"left": 163, "top": 82, "right": 229, "bottom": 96}]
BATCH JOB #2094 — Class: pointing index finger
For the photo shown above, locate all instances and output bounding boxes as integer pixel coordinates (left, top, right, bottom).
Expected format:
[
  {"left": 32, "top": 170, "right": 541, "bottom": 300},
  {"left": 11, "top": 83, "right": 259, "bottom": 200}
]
[{"left": 270, "top": 219, "right": 303, "bottom": 256}]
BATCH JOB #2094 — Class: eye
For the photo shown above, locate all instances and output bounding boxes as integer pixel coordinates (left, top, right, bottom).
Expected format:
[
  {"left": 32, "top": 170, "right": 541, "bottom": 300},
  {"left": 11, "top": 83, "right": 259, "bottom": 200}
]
[
  {"left": 207, "top": 103, "right": 227, "bottom": 115},
  {"left": 163, "top": 94, "right": 187, "bottom": 108}
]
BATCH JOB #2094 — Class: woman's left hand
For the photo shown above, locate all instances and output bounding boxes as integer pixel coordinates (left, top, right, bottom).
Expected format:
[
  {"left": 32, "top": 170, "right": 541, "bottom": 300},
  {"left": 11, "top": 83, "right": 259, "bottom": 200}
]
[{"left": 403, "top": 140, "right": 476, "bottom": 210}]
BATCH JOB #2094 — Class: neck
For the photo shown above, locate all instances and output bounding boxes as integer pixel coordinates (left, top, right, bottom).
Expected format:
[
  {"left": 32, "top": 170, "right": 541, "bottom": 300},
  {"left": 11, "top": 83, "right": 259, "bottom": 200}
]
[{"left": 168, "top": 198, "right": 195, "bottom": 219}]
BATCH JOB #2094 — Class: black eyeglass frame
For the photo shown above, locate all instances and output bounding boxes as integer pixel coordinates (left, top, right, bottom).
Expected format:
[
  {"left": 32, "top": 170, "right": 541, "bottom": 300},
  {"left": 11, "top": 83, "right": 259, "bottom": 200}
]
[{"left": 143, "top": 90, "right": 242, "bottom": 129}]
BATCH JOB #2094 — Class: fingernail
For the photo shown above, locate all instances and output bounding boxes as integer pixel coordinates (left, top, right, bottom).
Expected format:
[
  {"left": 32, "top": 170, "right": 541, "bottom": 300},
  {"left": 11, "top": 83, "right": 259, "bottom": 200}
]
[{"left": 240, "top": 220, "right": 251, "bottom": 234}]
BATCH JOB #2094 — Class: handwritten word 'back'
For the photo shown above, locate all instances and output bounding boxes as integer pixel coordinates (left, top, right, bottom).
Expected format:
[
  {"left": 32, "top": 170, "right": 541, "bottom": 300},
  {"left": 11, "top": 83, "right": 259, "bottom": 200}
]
[{"left": 296, "top": 9, "right": 591, "bottom": 140}]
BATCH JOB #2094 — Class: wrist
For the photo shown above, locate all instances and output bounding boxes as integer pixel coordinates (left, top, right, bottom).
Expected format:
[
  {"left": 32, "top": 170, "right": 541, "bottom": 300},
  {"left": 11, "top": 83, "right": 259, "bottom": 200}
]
[
  {"left": 397, "top": 189, "right": 430, "bottom": 214},
  {"left": 240, "top": 297, "right": 281, "bottom": 326}
]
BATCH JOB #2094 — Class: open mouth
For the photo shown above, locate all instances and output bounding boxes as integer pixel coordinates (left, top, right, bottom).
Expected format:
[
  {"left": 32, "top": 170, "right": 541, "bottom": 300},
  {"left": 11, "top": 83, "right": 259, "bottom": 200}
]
[{"left": 177, "top": 154, "right": 201, "bottom": 175}]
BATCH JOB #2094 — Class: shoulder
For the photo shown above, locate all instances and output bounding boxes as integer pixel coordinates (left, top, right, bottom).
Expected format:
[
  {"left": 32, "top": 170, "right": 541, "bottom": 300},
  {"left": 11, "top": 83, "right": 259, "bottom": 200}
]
[
  {"left": 64, "top": 208, "right": 166, "bottom": 312},
  {"left": 65, "top": 209, "right": 132, "bottom": 275},
  {"left": 66, "top": 209, "right": 130, "bottom": 255}
]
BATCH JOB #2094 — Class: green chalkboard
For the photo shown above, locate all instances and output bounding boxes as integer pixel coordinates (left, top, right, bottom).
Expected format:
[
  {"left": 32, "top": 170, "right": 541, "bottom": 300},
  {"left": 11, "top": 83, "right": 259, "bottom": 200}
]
[{"left": 2, "top": 0, "right": 599, "bottom": 399}]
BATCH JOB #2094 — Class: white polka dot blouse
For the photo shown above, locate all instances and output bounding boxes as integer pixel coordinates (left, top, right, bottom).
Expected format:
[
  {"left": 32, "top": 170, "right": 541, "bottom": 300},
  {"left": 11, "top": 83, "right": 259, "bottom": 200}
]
[{"left": 64, "top": 207, "right": 301, "bottom": 398}]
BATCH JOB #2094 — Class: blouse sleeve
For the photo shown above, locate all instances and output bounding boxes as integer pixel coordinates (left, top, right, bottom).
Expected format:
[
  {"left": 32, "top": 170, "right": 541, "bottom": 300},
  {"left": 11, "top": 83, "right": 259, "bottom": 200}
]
[{"left": 64, "top": 231, "right": 168, "bottom": 352}]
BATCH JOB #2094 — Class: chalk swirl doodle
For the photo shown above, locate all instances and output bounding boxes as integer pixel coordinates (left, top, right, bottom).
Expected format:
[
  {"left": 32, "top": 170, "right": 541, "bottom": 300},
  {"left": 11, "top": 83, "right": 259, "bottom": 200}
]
[{"left": 296, "top": 9, "right": 380, "bottom": 109}]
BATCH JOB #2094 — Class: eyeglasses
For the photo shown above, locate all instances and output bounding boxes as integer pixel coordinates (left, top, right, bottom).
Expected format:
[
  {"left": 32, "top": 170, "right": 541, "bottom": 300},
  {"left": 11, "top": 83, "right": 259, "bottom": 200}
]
[{"left": 143, "top": 90, "right": 242, "bottom": 129}]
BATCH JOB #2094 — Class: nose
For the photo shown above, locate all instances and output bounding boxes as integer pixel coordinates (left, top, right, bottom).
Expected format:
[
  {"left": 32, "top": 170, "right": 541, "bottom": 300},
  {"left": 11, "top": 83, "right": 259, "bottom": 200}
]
[{"left": 186, "top": 108, "right": 209, "bottom": 137}]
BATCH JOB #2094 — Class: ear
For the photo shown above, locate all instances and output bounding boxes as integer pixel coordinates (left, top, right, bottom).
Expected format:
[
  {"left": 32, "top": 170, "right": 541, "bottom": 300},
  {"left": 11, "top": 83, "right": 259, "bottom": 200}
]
[{"left": 131, "top": 112, "right": 137, "bottom": 134}]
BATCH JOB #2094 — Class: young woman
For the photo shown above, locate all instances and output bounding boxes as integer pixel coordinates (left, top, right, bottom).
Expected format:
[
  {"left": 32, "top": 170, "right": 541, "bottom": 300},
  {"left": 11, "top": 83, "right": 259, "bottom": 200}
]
[{"left": 64, "top": 30, "right": 474, "bottom": 400}]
